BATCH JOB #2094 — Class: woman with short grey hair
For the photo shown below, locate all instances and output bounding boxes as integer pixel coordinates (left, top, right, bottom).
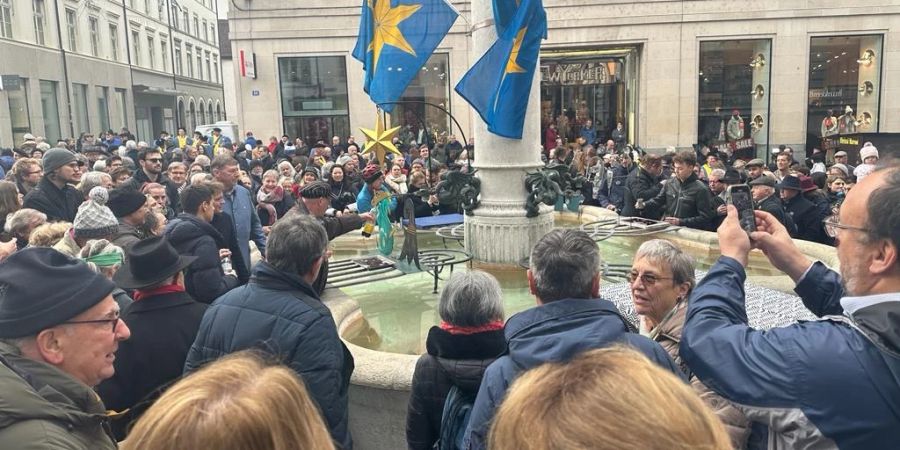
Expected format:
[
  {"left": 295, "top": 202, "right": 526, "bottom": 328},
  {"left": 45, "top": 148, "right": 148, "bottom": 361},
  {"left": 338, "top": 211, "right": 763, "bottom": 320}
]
[
  {"left": 407, "top": 270, "right": 507, "bottom": 449},
  {"left": 629, "top": 239, "right": 749, "bottom": 447}
]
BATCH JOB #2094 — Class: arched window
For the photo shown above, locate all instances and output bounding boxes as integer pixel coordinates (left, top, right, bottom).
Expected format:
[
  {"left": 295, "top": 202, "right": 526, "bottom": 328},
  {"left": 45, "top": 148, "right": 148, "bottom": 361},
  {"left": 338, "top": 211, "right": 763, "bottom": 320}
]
[
  {"left": 177, "top": 98, "right": 186, "bottom": 129},
  {"left": 208, "top": 102, "right": 213, "bottom": 124},
  {"left": 198, "top": 100, "right": 206, "bottom": 124},
  {"left": 216, "top": 102, "right": 222, "bottom": 121},
  {"left": 189, "top": 100, "right": 197, "bottom": 130}
]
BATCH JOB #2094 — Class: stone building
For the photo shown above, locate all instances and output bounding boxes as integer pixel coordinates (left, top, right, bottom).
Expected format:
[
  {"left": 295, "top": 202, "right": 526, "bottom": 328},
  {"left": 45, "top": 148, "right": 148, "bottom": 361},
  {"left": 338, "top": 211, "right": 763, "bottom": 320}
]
[
  {"left": 0, "top": 0, "right": 224, "bottom": 147},
  {"left": 226, "top": 0, "right": 900, "bottom": 160}
]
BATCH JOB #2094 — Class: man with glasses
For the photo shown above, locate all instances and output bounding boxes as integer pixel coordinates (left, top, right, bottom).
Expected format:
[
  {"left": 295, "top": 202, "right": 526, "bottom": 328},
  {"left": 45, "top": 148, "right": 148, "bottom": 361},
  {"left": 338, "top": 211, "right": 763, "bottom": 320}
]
[
  {"left": 23, "top": 148, "right": 84, "bottom": 222},
  {"left": 11, "top": 158, "right": 43, "bottom": 196},
  {"left": 0, "top": 248, "right": 131, "bottom": 448},
  {"left": 463, "top": 229, "right": 681, "bottom": 450},
  {"left": 128, "top": 147, "right": 169, "bottom": 191},
  {"left": 681, "top": 161, "right": 900, "bottom": 448}
]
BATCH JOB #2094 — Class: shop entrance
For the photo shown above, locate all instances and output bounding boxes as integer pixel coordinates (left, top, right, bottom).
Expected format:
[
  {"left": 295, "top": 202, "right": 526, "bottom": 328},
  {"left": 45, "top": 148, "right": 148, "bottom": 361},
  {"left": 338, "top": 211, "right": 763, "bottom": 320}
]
[{"left": 540, "top": 47, "right": 640, "bottom": 151}]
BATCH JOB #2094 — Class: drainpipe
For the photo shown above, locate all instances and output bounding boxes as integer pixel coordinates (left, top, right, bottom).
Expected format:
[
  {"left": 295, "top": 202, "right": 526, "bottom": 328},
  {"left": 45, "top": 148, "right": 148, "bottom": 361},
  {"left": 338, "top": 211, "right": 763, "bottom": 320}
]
[{"left": 51, "top": 0, "right": 75, "bottom": 138}]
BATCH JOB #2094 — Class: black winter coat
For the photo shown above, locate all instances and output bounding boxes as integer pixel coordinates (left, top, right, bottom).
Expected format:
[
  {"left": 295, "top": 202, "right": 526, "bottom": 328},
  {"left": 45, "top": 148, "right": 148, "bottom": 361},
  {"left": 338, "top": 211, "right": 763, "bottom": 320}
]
[
  {"left": 784, "top": 194, "right": 824, "bottom": 243},
  {"left": 287, "top": 201, "right": 365, "bottom": 294},
  {"left": 165, "top": 214, "right": 239, "bottom": 303},
  {"left": 620, "top": 167, "right": 662, "bottom": 218},
  {"left": 22, "top": 177, "right": 83, "bottom": 222},
  {"left": 756, "top": 195, "right": 792, "bottom": 232},
  {"left": 643, "top": 173, "right": 715, "bottom": 230},
  {"left": 406, "top": 327, "right": 506, "bottom": 450},
  {"left": 97, "top": 291, "right": 207, "bottom": 440},
  {"left": 184, "top": 262, "right": 355, "bottom": 449}
]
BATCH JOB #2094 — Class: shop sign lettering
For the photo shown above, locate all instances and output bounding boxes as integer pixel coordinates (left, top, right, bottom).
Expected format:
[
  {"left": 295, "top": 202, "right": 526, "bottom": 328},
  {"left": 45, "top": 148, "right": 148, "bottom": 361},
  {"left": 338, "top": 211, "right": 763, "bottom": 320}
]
[
  {"left": 541, "top": 62, "right": 610, "bottom": 85},
  {"left": 808, "top": 88, "right": 844, "bottom": 99}
]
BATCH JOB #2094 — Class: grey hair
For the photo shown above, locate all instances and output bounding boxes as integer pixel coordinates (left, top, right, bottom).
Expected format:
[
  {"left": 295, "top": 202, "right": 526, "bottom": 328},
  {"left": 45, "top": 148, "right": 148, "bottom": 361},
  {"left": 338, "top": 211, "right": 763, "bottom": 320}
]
[
  {"left": 78, "top": 171, "right": 112, "bottom": 198},
  {"left": 190, "top": 173, "right": 214, "bottom": 185},
  {"left": 5, "top": 208, "right": 46, "bottom": 235},
  {"left": 529, "top": 229, "right": 599, "bottom": 302},
  {"left": 266, "top": 214, "right": 328, "bottom": 276},
  {"left": 438, "top": 270, "right": 504, "bottom": 327},
  {"left": 862, "top": 162, "right": 900, "bottom": 253},
  {"left": 633, "top": 239, "right": 695, "bottom": 292},
  {"left": 79, "top": 239, "right": 125, "bottom": 276},
  {"left": 709, "top": 169, "right": 725, "bottom": 180}
]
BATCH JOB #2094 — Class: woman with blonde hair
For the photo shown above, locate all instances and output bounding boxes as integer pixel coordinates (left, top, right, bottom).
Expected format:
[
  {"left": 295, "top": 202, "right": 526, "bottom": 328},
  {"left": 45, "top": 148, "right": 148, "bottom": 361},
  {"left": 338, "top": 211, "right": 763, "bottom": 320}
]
[
  {"left": 122, "top": 350, "right": 335, "bottom": 450},
  {"left": 489, "top": 347, "right": 731, "bottom": 450}
]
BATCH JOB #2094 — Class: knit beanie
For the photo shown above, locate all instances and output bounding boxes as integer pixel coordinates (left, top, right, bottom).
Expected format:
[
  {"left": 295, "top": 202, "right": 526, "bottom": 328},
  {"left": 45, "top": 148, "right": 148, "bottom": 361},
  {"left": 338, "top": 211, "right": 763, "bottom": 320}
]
[
  {"left": 74, "top": 187, "right": 120, "bottom": 239},
  {"left": 0, "top": 248, "right": 116, "bottom": 338},
  {"left": 107, "top": 187, "right": 147, "bottom": 218},
  {"left": 299, "top": 181, "right": 331, "bottom": 199},
  {"left": 860, "top": 145, "right": 879, "bottom": 161},
  {"left": 42, "top": 147, "right": 77, "bottom": 173}
]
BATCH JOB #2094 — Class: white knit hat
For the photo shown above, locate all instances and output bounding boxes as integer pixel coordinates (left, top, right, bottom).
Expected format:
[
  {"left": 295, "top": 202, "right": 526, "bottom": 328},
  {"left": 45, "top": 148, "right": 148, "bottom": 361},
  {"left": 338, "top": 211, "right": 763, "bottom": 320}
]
[{"left": 860, "top": 145, "right": 879, "bottom": 161}]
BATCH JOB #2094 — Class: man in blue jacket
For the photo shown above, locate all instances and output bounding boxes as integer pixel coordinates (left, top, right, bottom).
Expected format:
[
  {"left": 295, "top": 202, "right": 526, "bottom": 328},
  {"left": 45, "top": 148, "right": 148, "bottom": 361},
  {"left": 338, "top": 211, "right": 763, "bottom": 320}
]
[
  {"left": 681, "top": 162, "right": 900, "bottom": 449},
  {"left": 463, "top": 229, "right": 682, "bottom": 450},
  {"left": 184, "top": 214, "right": 354, "bottom": 449},
  {"left": 211, "top": 155, "right": 266, "bottom": 272}
]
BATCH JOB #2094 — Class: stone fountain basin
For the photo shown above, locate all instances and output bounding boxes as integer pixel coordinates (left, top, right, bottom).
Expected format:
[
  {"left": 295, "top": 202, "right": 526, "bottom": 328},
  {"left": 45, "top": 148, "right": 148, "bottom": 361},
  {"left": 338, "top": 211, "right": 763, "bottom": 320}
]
[{"left": 322, "top": 206, "right": 839, "bottom": 450}]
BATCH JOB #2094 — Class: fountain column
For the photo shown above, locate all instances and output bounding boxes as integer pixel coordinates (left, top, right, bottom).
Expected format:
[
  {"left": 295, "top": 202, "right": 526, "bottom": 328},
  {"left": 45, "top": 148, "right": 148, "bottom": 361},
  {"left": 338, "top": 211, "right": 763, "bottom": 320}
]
[{"left": 463, "top": 0, "right": 553, "bottom": 265}]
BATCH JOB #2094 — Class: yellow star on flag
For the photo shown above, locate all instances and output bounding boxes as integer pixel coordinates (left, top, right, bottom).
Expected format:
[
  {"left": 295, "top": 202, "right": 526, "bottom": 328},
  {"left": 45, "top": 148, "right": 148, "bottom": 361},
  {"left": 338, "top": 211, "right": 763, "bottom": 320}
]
[
  {"left": 367, "top": 0, "right": 422, "bottom": 73},
  {"left": 505, "top": 27, "right": 528, "bottom": 74},
  {"left": 360, "top": 113, "right": 403, "bottom": 165}
]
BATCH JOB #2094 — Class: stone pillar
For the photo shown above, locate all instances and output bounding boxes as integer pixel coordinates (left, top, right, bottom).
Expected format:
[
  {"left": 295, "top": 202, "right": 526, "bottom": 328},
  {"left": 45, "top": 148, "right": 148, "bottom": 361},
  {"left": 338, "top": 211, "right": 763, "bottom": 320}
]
[{"left": 463, "top": 0, "right": 553, "bottom": 265}]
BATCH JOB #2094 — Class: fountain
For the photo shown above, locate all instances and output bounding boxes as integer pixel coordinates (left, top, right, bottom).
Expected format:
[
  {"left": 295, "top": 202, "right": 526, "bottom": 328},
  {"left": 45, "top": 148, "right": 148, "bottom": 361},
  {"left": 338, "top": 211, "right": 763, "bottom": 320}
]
[{"left": 321, "top": 1, "right": 838, "bottom": 449}]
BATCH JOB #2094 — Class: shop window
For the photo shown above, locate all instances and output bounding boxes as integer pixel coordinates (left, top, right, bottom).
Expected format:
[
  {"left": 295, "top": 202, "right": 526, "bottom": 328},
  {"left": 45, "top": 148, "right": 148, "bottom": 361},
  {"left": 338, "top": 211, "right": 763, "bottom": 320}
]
[
  {"left": 391, "top": 53, "right": 451, "bottom": 148},
  {"left": 698, "top": 40, "right": 771, "bottom": 161},
  {"left": 278, "top": 56, "right": 350, "bottom": 143},
  {"left": 8, "top": 79, "right": 31, "bottom": 145},
  {"left": 807, "top": 35, "right": 883, "bottom": 157}
]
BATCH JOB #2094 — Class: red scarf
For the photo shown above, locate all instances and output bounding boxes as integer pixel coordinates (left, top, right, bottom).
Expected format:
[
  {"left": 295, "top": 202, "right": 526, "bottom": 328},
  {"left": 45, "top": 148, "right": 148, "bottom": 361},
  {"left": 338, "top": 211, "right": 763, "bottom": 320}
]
[
  {"left": 133, "top": 284, "right": 185, "bottom": 301},
  {"left": 439, "top": 320, "right": 504, "bottom": 335}
]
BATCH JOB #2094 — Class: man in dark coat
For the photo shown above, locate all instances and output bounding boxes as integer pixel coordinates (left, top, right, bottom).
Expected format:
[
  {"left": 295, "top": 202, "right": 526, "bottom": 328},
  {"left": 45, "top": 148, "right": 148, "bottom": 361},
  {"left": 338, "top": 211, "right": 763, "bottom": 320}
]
[
  {"left": 463, "top": 230, "right": 682, "bottom": 449},
  {"left": 750, "top": 176, "right": 794, "bottom": 233},
  {"left": 621, "top": 154, "right": 663, "bottom": 218},
  {"left": 639, "top": 150, "right": 715, "bottom": 230},
  {"left": 778, "top": 175, "right": 823, "bottom": 242},
  {"left": 97, "top": 236, "right": 206, "bottom": 440},
  {"left": 23, "top": 148, "right": 84, "bottom": 222},
  {"left": 286, "top": 181, "right": 372, "bottom": 294},
  {"left": 165, "top": 182, "right": 239, "bottom": 303},
  {"left": 184, "top": 215, "right": 355, "bottom": 450}
]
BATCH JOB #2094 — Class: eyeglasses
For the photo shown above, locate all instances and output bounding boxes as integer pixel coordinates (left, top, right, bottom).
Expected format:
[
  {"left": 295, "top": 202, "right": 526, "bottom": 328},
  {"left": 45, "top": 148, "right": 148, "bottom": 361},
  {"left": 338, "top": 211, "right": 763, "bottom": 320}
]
[
  {"left": 62, "top": 314, "right": 121, "bottom": 333},
  {"left": 627, "top": 272, "right": 673, "bottom": 286},
  {"left": 823, "top": 215, "right": 870, "bottom": 239},
  {"left": 145, "top": 158, "right": 163, "bottom": 163}
]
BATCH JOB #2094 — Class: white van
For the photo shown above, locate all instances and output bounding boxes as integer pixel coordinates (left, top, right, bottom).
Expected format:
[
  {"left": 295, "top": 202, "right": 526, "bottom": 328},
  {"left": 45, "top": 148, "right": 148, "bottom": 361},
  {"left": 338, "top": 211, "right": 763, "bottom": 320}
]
[{"left": 194, "top": 121, "right": 239, "bottom": 143}]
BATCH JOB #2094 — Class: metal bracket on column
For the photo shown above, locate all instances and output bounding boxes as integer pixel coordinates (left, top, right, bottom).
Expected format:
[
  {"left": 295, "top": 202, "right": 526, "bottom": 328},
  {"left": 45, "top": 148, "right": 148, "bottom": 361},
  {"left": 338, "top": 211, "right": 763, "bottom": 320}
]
[{"left": 469, "top": 18, "right": 494, "bottom": 36}]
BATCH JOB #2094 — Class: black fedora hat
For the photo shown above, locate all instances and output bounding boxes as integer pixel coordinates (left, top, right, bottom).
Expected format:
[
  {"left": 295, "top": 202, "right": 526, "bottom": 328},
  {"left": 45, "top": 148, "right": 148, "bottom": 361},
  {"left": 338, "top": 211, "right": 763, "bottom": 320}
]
[
  {"left": 114, "top": 235, "right": 196, "bottom": 289},
  {"left": 775, "top": 175, "right": 802, "bottom": 191}
]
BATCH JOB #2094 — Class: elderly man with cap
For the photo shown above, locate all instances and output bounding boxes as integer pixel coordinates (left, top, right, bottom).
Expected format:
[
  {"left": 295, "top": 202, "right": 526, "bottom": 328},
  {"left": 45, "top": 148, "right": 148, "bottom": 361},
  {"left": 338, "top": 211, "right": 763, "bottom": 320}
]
[
  {"left": 750, "top": 175, "right": 794, "bottom": 233},
  {"left": 356, "top": 164, "right": 397, "bottom": 214},
  {"left": 107, "top": 186, "right": 151, "bottom": 252},
  {"left": 97, "top": 235, "right": 206, "bottom": 440},
  {"left": 287, "top": 181, "right": 373, "bottom": 294},
  {"left": 23, "top": 148, "right": 84, "bottom": 222},
  {"left": 777, "top": 175, "right": 822, "bottom": 242},
  {"left": 0, "top": 248, "right": 131, "bottom": 448},
  {"left": 832, "top": 150, "right": 855, "bottom": 174},
  {"left": 53, "top": 187, "right": 120, "bottom": 257}
]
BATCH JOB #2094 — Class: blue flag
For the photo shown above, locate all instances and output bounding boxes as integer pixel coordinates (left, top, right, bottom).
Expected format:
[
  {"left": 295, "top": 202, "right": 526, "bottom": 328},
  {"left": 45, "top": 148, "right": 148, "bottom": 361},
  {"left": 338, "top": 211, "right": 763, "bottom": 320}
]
[
  {"left": 455, "top": 0, "right": 547, "bottom": 139},
  {"left": 352, "top": 0, "right": 458, "bottom": 113}
]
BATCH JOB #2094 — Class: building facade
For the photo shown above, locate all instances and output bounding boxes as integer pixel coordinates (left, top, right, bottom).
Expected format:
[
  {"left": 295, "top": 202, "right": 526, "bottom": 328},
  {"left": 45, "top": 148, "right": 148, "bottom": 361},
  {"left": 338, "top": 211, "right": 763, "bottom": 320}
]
[
  {"left": 226, "top": 0, "right": 900, "bottom": 160},
  {"left": 0, "top": 0, "right": 224, "bottom": 148}
]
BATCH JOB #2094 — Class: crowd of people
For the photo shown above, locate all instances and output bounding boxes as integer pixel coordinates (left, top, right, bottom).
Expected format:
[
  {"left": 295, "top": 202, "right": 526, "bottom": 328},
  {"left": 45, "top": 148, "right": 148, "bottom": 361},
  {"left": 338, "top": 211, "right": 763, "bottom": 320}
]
[{"left": 0, "top": 125, "right": 897, "bottom": 450}]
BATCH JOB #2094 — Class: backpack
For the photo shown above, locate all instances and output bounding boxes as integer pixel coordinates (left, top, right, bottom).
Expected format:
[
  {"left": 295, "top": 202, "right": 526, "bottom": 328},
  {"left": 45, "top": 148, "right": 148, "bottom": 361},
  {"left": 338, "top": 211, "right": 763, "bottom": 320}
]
[{"left": 437, "top": 385, "right": 475, "bottom": 450}]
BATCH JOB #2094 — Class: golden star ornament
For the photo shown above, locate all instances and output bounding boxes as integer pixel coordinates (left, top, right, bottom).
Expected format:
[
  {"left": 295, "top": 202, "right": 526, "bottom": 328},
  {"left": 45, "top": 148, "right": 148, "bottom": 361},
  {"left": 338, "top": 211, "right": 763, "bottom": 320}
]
[
  {"left": 360, "top": 114, "right": 403, "bottom": 165},
  {"left": 367, "top": 0, "right": 422, "bottom": 73}
]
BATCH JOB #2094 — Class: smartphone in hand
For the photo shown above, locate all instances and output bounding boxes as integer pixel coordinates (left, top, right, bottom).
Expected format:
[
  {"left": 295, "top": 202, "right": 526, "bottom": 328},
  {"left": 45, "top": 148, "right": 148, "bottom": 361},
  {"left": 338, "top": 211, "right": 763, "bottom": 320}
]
[{"left": 727, "top": 184, "right": 756, "bottom": 234}]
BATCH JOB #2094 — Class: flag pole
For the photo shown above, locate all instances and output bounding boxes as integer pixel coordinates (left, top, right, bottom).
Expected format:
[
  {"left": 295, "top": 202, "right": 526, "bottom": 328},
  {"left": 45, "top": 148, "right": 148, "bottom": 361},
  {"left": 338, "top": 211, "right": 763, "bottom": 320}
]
[{"left": 441, "top": 0, "right": 470, "bottom": 26}]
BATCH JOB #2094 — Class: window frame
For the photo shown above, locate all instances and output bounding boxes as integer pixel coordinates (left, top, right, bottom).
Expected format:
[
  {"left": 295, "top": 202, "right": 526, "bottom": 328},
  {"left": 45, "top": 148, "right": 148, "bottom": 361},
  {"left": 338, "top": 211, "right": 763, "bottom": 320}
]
[{"left": 65, "top": 8, "right": 77, "bottom": 51}]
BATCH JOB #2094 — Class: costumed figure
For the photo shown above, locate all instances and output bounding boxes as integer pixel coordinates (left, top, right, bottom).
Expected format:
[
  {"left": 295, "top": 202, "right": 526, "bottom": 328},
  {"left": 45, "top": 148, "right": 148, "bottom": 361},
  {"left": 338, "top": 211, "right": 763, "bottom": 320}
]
[
  {"left": 821, "top": 110, "right": 838, "bottom": 138},
  {"left": 838, "top": 105, "right": 857, "bottom": 134},
  {"left": 726, "top": 110, "right": 744, "bottom": 141}
]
